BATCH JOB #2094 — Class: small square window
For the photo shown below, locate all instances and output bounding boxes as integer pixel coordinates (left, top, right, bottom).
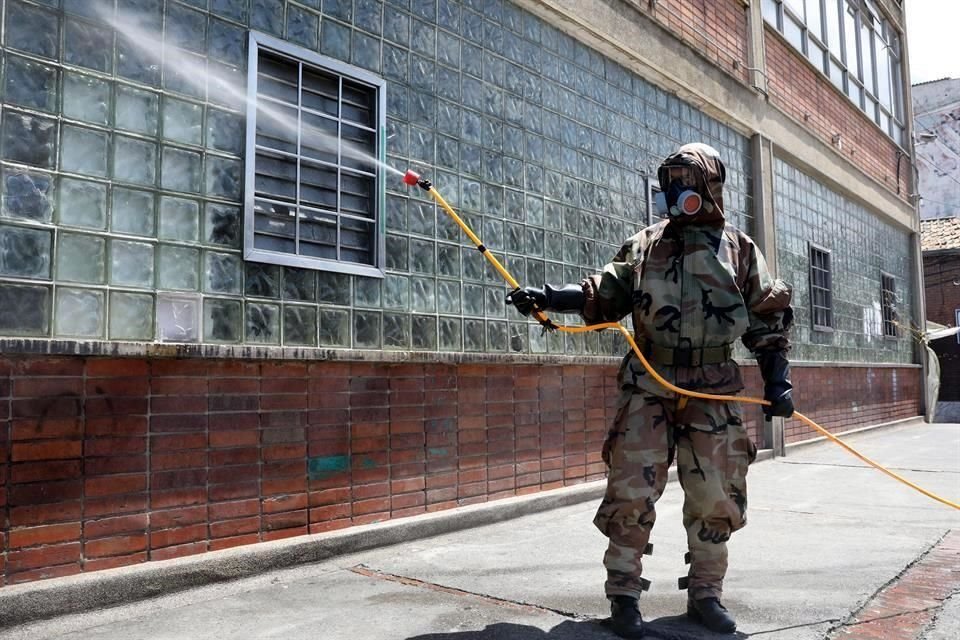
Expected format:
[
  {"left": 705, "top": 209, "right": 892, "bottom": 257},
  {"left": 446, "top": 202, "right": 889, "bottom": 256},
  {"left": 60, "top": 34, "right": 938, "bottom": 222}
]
[
  {"left": 881, "top": 272, "right": 897, "bottom": 338},
  {"left": 245, "top": 32, "right": 386, "bottom": 278},
  {"left": 809, "top": 244, "right": 833, "bottom": 331}
]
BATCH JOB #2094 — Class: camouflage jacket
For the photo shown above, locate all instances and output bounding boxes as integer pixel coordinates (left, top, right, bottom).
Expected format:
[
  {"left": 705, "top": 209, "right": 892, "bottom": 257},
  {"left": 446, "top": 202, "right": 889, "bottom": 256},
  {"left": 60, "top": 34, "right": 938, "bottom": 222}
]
[{"left": 581, "top": 144, "right": 792, "bottom": 398}]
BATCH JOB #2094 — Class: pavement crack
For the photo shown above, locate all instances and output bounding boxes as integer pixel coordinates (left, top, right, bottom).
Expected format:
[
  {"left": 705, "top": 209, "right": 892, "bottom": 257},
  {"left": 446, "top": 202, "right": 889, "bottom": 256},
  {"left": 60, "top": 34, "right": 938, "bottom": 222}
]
[
  {"left": 744, "top": 617, "right": 843, "bottom": 636},
  {"left": 348, "top": 564, "right": 592, "bottom": 621},
  {"left": 777, "top": 460, "right": 960, "bottom": 474}
]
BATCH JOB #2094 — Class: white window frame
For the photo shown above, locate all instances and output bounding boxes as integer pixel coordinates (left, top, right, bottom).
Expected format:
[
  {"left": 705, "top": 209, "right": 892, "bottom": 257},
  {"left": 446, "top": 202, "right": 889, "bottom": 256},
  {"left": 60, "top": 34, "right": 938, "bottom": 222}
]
[{"left": 244, "top": 32, "right": 386, "bottom": 278}]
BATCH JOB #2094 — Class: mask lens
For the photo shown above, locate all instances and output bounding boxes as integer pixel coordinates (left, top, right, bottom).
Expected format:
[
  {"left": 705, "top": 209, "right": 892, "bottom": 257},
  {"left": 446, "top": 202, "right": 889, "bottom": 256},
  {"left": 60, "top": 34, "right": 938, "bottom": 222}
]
[{"left": 678, "top": 190, "right": 702, "bottom": 215}]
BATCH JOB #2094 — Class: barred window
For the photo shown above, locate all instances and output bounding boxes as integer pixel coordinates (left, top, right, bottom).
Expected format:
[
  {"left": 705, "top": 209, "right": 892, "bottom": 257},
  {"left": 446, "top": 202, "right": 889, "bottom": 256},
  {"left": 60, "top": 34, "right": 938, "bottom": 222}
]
[
  {"left": 881, "top": 272, "right": 897, "bottom": 337},
  {"left": 809, "top": 244, "right": 833, "bottom": 330},
  {"left": 245, "top": 33, "right": 386, "bottom": 277}
]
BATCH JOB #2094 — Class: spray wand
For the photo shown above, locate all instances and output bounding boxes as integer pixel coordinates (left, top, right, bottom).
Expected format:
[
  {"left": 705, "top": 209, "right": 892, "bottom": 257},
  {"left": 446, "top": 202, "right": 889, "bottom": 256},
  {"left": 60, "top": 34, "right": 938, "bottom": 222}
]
[{"left": 402, "top": 169, "right": 960, "bottom": 512}]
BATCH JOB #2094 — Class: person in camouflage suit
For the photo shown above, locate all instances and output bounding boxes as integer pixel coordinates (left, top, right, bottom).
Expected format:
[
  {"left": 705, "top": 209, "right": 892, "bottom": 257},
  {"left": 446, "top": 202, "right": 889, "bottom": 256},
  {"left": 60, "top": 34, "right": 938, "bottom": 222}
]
[{"left": 508, "top": 143, "right": 794, "bottom": 637}]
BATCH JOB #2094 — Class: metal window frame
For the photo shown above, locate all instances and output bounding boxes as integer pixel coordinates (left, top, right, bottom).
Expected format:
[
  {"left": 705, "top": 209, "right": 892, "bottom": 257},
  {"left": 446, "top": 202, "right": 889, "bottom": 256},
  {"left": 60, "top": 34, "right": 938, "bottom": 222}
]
[
  {"left": 763, "top": 0, "right": 905, "bottom": 145},
  {"left": 880, "top": 270, "right": 897, "bottom": 338},
  {"left": 646, "top": 176, "right": 663, "bottom": 226},
  {"left": 809, "top": 243, "right": 834, "bottom": 331},
  {"left": 244, "top": 32, "right": 386, "bottom": 279}
]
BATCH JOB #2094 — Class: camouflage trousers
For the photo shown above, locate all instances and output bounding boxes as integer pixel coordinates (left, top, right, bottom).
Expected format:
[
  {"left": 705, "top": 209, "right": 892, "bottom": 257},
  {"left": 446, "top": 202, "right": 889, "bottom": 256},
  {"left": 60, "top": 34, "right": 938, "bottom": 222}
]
[{"left": 593, "top": 391, "right": 757, "bottom": 601}]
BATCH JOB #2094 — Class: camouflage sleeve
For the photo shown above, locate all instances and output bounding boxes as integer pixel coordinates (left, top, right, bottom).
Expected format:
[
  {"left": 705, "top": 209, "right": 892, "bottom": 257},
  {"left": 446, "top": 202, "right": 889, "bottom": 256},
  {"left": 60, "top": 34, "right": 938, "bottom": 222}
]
[
  {"left": 738, "top": 234, "right": 794, "bottom": 354},
  {"left": 581, "top": 235, "right": 639, "bottom": 324}
]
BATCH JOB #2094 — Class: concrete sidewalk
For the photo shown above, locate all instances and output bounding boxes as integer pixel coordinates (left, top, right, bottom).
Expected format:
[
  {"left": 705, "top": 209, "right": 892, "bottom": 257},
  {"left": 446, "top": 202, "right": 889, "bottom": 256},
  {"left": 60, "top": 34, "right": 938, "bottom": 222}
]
[{"left": 2, "top": 421, "right": 958, "bottom": 639}]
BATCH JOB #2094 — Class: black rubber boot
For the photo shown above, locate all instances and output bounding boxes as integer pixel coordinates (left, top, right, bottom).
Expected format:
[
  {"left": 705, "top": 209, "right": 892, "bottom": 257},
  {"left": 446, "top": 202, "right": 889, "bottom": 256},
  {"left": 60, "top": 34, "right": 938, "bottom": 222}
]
[
  {"left": 687, "top": 597, "right": 737, "bottom": 634},
  {"left": 609, "top": 595, "right": 644, "bottom": 639}
]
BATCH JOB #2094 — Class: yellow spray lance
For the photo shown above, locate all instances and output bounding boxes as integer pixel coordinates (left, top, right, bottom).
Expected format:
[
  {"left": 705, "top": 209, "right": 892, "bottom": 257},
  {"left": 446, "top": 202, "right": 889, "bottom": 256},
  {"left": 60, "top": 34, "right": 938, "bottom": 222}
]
[{"left": 401, "top": 169, "right": 960, "bottom": 511}]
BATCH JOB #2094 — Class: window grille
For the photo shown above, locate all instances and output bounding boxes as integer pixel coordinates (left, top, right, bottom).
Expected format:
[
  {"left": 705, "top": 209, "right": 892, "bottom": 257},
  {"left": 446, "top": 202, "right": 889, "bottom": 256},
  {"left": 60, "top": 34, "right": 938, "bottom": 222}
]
[
  {"left": 880, "top": 271, "right": 897, "bottom": 337},
  {"left": 809, "top": 244, "right": 833, "bottom": 330},
  {"left": 244, "top": 33, "right": 386, "bottom": 277}
]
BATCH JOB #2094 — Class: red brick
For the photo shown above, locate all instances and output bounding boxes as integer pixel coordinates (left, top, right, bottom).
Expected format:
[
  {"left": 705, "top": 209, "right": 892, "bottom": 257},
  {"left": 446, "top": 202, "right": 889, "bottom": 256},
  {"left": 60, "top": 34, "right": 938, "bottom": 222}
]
[
  {"left": 210, "top": 534, "right": 261, "bottom": 551},
  {"left": 8, "top": 563, "right": 83, "bottom": 584},
  {"left": 7, "top": 542, "right": 81, "bottom": 572},
  {"left": 84, "top": 514, "right": 149, "bottom": 539},
  {"left": 83, "top": 552, "right": 148, "bottom": 572},
  {"left": 8, "top": 523, "right": 81, "bottom": 549},
  {"left": 10, "top": 501, "right": 82, "bottom": 526},
  {"left": 85, "top": 474, "right": 147, "bottom": 497},
  {"left": 11, "top": 439, "right": 82, "bottom": 461},
  {"left": 85, "top": 534, "right": 148, "bottom": 558},
  {"left": 150, "top": 524, "right": 208, "bottom": 549},
  {"left": 10, "top": 460, "right": 82, "bottom": 483}
]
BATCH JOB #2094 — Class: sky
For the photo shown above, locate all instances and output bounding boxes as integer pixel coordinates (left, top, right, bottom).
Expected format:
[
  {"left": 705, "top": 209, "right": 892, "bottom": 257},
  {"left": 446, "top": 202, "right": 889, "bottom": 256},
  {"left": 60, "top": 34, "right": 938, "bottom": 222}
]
[{"left": 906, "top": 2, "right": 960, "bottom": 84}]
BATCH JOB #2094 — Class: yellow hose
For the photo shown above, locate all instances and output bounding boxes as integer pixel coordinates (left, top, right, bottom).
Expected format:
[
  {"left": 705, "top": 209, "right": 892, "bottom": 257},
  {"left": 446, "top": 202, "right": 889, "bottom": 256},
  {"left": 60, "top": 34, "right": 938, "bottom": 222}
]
[{"left": 426, "top": 186, "right": 960, "bottom": 512}]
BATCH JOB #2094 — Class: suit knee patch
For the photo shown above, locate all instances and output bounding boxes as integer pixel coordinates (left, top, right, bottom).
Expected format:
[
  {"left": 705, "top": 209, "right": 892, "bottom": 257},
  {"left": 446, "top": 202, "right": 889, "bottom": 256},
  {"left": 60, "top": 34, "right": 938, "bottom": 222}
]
[
  {"left": 639, "top": 577, "right": 651, "bottom": 592},
  {"left": 644, "top": 543, "right": 654, "bottom": 556},
  {"left": 678, "top": 576, "right": 690, "bottom": 590},
  {"left": 684, "top": 551, "right": 691, "bottom": 565}
]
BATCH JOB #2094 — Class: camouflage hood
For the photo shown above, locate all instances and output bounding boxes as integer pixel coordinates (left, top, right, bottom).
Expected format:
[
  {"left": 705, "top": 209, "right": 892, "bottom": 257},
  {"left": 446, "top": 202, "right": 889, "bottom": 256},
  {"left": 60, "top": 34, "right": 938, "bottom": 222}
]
[{"left": 657, "top": 143, "right": 727, "bottom": 227}]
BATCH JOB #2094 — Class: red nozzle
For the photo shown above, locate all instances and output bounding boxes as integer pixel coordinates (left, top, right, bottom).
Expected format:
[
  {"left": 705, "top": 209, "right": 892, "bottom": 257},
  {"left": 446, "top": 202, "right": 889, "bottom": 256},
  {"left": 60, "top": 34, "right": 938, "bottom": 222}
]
[{"left": 403, "top": 169, "right": 421, "bottom": 186}]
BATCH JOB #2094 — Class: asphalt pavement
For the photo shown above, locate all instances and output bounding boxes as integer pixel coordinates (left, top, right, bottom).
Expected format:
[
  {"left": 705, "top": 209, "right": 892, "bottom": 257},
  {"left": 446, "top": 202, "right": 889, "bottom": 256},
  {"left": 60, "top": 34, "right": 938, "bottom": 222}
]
[{"left": 1, "top": 420, "right": 958, "bottom": 640}]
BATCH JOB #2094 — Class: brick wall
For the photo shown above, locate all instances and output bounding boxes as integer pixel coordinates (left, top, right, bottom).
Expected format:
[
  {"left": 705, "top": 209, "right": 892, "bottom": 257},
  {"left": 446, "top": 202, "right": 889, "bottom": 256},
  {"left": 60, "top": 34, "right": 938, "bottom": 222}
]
[
  {"left": 923, "top": 254, "right": 960, "bottom": 401},
  {"left": 764, "top": 26, "right": 910, "bottom": 199},
  {"left": 644, "top": 0, "right": 750, "bottom": 85},
  {"left": 0, "top": 355, "right": 918, "bottom": 585}
]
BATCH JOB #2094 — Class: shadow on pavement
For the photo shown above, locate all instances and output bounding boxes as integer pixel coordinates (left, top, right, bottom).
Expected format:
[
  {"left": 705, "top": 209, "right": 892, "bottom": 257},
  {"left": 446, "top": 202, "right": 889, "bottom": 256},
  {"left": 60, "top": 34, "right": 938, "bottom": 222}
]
[{"left": 404, "top": 616, "right": 749, "bottom": 639}]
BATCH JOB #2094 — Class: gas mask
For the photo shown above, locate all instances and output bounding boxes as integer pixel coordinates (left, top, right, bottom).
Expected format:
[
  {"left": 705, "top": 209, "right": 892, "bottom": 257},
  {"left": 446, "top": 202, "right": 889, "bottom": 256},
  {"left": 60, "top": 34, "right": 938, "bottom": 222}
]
[{"left": 655, "top": 181, "right": 702, "bottom": 217}]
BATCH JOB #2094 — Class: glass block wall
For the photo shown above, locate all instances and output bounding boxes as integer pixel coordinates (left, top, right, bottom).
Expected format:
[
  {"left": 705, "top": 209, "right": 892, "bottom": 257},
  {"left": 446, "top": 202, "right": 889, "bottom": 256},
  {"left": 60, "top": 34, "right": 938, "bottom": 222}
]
[
  {"left": 773, "top": 158, "right": 915, "bottom": 364},
  {"left": 0, "top": 0, "right": 754, "bottom": 356}
]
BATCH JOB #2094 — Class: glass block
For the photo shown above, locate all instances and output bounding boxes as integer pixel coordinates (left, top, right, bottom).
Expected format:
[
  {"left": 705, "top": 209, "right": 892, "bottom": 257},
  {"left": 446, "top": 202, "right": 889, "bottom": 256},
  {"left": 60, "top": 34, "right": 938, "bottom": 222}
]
[
  {"left": 411, "top": 278, "right": 436, "bottom": 312},
  {"left": 463, "top": 283, "right": 484, "bottom": 317},
  {"left": 62, "top": 72, "right": 110, "bottom": 126},
  {"left": 6, "top": 1, "right": 60, "bottom": 59},
  {"left": 204, "top": 251, "right": 242, "bottom": 294},
  {"left": 157, "top": 293, "right": 199, "bottom": 342},
  {"left": 410, "top": 239, "right": 436, "bottom": 274},
  {"left": 246, "top": 302, "right": 280, "bottom": 343},
  {"left": 245, "top": 263, "right": 280, "bottom": 298},
  {"left": 162, "top": 49, "right": 207, "bottom": 100},
  {"left": 409, "top": 315, "right": 436, "bottom": 350},
  {"left": 383, "top": 274, "right": 409, "bottom": 310},
  {"left": 320, "top": 18, "right": 351, "bottom": 59},
  {"left": 61, "top": 125, "right": 108, "bottom": 177},
  {"left": 251, "top": 0, "right": 284, "bottom": 36},
  {"left": 0, "top": 224, "right": 51, "bottom": 279},
  {"left": 113, "top": 136, "right": 157, "bottom": 186},
  {"left": 2, "top": 170, "right": 54, "bottom": 222},
  {"left": 281, "top": 267, "right": 316, "bottom": 301},
  {"left": 211, "top": 0, "right": 248, "bottom": 22},
  {"left": 354, "top": 276, "right": 381, "bottom": 307},
  {"left": 436, "top": 280, "right": 460, "bottom": 314},
  {"left": 163, "top": 98, "right": 204, "bottom": 145},
  {"left": 319, "top": 308, "right": 351, "bottom": 346},
  {"left": 508, "top": 323, "right": 526, "bottom": 352},
  {"left": 287, "top": 6, "right": 319, "bottom": 50},
  {"left": 438, "top": 316, "right": 461, "bottom": 351},
  {"left": 110, "top": 240, "right": 155, "bottom": 288},
  {"left": 354, "top": 310, "right": 381, "bottom": 348},
  {"left": 204, "top": 297, "right": 242, "bottom": 342},
  {"left": 483, "top": 284, "right": 507, "bottom": 319},
  {"left": 208, "top": 20, "right": 246, "bottom": 68},
  {"left": 4, "top": 55, "right": 58, "bottom": 112},
  {"left": 383, "top": 313, "right": 410, "bottom": 348},
  {"left": 55, "top": 287, "right": 103, "bottom": 338},
  {"left": 116, "top": 86, "right": 159, "bottom": 135},
  {"left": 159, "top": 196, "right": 200, "bottom": 242},
  {"left": 385, "top": 234, "right": 409, "bottom": 271},
  {"left": 436, "top": 243, "right": 460, "bottom": 278},
  {"left": 204, "top": 203, "right": 240, "bottom": 247},
  {"left": 463, "top": 318, "right": 485, "bottom": 351},
  {"left": 318, "top": 272, "right": 351, "bottom": 305},
  {"left": 165, "top": 3, "right": 206, "bottom": 53},
  {"left": 57, "top": 232, "right": 106, "bottom": 284},
  {"left": 111, "top": 187, "right": 155, "bottom": 236},
  {"left": 282, "top": 305, "right": 317, "bottom": 346},
  {"left": 158, "top": 245, "right": 200, "bottom": 290},
  {"left": 205, "top": 156, "right": 241, "bottom": 200},
  {"left": 383, "top": 6, "right": 409, "bottom": 46},
  {"left": 64, "top": 18, "right": 112, "bottom": 72},
  {"left": 207, "top": 109, "right": 243, "bottom": 155},
  {"left": 356, "top": 0, "right": 383, "bottom": 34},
  {"left": 109, "top": 292, "right": 154, "bottom": 340},
  {"left": 162, "top": 147, "right": 202, "bottom": 193},
  {"left": 2, "top": 112, "right": 56, "bottom": 169},
  {"left": 117, "top": 38, "right": 161, "bottom": 87},
  {"left": 353, "top": 34, "right": 382, "bottom": 73},
  {"left": 487, "top": 320, "right": 508, "bottom": 351},
  {"left": 0, "top": 283, "right": 50, "bottom": 336}
]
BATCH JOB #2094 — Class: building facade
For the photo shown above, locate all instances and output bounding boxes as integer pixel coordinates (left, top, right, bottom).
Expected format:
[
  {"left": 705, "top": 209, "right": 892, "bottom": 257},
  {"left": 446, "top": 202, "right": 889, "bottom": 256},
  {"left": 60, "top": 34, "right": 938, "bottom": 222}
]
[{"left": 0, "top": 0, "right": 922, "bottom": 585}]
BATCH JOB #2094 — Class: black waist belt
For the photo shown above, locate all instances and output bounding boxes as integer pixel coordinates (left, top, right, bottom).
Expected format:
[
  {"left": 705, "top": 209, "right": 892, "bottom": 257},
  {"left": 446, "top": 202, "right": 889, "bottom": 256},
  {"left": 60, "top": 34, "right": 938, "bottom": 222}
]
[{"left": 637, "top": 339, "right": 733, "bottom": 367}]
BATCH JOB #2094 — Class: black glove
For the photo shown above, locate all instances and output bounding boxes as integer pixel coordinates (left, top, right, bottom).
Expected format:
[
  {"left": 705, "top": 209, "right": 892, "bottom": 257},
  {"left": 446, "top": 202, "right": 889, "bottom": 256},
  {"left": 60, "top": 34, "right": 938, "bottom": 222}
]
[
  {"left": 756, "top": 350, "right": 794, "bottom": 418},
  {"left": 506, "top": 284, "right": 585, "bottom": 317}
]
